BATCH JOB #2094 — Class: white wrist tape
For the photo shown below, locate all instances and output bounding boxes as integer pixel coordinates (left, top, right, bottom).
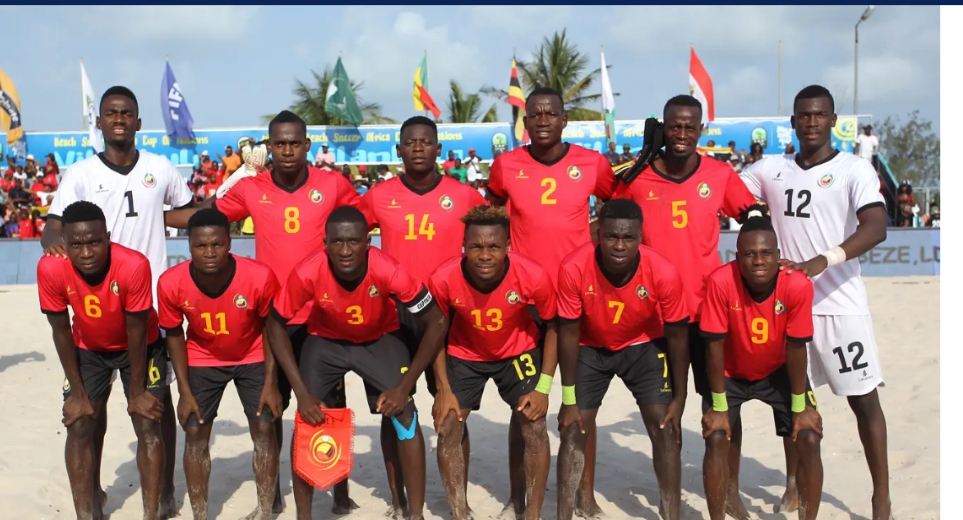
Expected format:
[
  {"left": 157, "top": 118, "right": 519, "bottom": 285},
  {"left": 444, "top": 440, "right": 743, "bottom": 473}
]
[{"left": 822, "top": 246, "right": 847, "bottom": 267}]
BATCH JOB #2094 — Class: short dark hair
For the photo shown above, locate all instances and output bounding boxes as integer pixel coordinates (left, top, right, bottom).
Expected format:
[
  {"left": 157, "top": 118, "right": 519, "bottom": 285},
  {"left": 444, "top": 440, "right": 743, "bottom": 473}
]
[
  {"left": 663, "top": 94, "right": 702, "bottom": 120},
  {"left": 737, "top": 203, "right": 775, "bottom": 235},
  {"left": 326, "top": 205, "right": 368, "bottom": 228},
  {"left": 461, "top": 204, "right": 510, "bottom": 236},
  {"left": 599, "top": 198, "right": 643, "bottom": 223},
  {"left": 526, "top": 86, "right": 565, "bottom": 112},
  {"left": 62, "top": 201, "right": 106, "bottom": 225},
  {"left": 400, "top": 116, "right": 437, "bottom": 138},
  {"left": 187, "top": 208, "right": 230, "bottom": 234},
  {"left": 100, "top": 86, "right": 139, "bottom": 116},
  {"left": 794, "top": 85, "right": 835, "bottom": 113},
  {"left": 269, "top": 110, "right": 307, "bottom": 139}
]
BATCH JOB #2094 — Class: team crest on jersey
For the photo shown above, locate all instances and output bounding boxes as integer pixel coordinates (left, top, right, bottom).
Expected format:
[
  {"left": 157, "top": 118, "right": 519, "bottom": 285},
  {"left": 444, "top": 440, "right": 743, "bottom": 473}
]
[
  {"left": 506, "top": 290, "right": 521, "bottom": 305},
  {"left": 309, "top": 189, "right": 323, "bottom": 204},
  {"left": 368, "top": 285, "right": 380, "bottom": 298},
  {"left": 234, "top": 294, "right": 248, "bottom": 309},
  {"left": 697, "top": 182, "right": 712, "bottom": 199},
  {"left": 774, "top": 300, "right": 785, "bottom": 315},
  {"left": 636, "top": 285, "right": 649, "bottom": 300},
  {"left": 142, "top": 172, "right": 156, "bottom": 188},
  {"left": 439, "top": 195, "right": 454, "bottom": 211},
  {"left": 817, "top": 173, "right": 835, "bottom": 188},
  {"left": 567, "top": 165, "right": 582, "bottom": 180},
  {"left": 110, "top": 281, "right": 120, "bottom": 296}
]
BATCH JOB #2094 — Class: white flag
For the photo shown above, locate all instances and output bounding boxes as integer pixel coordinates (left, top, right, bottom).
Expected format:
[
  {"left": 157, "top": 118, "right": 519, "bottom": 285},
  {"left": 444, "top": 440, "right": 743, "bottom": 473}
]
[
  {"left": 600, "top": 50, "right": 616, "bottom": 147},
  {"left": 80, "top": 60, "right": 103, "bottom": 153}
]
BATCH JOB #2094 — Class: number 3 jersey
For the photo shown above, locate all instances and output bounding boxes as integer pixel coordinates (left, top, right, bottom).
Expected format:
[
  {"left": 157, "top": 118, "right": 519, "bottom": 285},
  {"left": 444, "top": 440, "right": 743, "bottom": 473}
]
[
  {"left": 740, "top": 151, "right": 885, "bottom": 315},
  {"left": 700, "top": 263, "right": 814, "bottom": 381}
]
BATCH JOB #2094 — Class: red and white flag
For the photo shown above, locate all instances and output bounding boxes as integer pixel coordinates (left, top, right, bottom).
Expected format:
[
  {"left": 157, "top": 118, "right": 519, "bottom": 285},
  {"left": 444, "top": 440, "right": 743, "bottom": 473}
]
[{"left": 688, "top": 46, "right": 715, "bottom": 126}]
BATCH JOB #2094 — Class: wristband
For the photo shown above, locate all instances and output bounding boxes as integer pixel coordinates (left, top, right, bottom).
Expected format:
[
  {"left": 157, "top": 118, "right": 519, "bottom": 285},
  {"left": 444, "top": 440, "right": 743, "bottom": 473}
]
[
  {"left": 791, "top": 393, "right": 806, "bottom": 413},
  {"left": 535, "top": 373, "right": 553, "bottom": 395},
  {"left": 561, "top": 385, "right": 576, "bottom": 405},
  {"left": 822, "top": 246, "right": 847, "bottom": 267},
  {"left": 711, "top": 392, "right": 728, "bottom": 412}
]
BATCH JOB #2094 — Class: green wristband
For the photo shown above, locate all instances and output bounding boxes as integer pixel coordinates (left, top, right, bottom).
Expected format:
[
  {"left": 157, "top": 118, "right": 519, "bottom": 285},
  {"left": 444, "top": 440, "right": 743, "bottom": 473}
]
[
  {"left": 535, "top": 373, "right": 553, "bottom": 395},
  {"left": 791, "top": 393, "right": 806, "bottom": 413},
  {"left": 711, "top": 392, "right": 728, "bottom": 412},
  {"left": 561, "top": 385, "right": 576, "bottom": 405}
]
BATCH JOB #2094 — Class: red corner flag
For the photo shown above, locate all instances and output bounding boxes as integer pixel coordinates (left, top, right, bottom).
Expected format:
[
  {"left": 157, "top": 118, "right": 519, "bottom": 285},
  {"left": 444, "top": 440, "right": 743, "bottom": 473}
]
[
  {"left": 292, "top": 408, "right": 355, "bottom": 490},
  {"left": 688, "top": 46, "right": 715, "bottom": 125}
]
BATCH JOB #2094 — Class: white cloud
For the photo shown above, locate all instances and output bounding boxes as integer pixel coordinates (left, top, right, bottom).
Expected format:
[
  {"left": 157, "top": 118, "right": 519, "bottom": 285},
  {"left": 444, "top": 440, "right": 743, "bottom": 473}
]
[
  {"left": 465, "top": 6, "right": 573, "bottom": 38},
  {"left": 82, "top": 6, "right": 259, "bottom": 43},
  {"left": 820, "top": 55, "right": 929, "bottom": 108},
  {"left": 715, "top": 66, "right": 772, "bottom": 116}
]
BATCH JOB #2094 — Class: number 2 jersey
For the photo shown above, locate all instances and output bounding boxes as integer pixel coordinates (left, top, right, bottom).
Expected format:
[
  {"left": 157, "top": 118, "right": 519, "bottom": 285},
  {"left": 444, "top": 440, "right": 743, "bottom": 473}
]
[
  {"left": 740, "top": 151, "right": 885, "bottom": 315},
  {"left": 699, "top": 262, "right": 814, "bottom": 381},
  {"left": 37, "top": 243, "right": 160, "bottom": 352}
]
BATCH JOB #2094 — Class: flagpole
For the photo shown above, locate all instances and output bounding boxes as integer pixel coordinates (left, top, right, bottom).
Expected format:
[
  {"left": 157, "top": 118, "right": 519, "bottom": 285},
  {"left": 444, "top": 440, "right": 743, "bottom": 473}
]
[
  {"left": 423, "top": 49, "right": 428, "bottom": 118},
  {"left": 79, "top": 58, "right": 85, "bottom": 130},
  {"left": 600, "top": 46, "right": 604, "bottom": 124},
  {"left": 777, "top": 40, "right": 783, "bottom": 116}
]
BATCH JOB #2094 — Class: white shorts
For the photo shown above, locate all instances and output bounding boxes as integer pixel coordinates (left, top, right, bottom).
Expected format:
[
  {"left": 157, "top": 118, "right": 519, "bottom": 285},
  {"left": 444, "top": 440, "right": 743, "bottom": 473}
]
[{"left": 809, "top": 315, "right": 884, "bottom": 397}]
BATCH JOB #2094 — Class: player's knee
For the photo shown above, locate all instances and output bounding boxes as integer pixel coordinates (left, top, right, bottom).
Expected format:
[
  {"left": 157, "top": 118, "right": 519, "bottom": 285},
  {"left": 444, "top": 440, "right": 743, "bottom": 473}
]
[
  {"left": 437, "top": 416, "right": 465, "bottom": 447},
  {"left": 66, "top": 417, "right": 97, "bottom": 441},
  {"left": 390, "top": 401, "right": 419, "bottom": 441},
  {"left": 249, "top": 420, "right": 275, "bottom": 441},
  {"left": 519, "top": 416, "right": 548, "bottom": 445},
  {"left": 794, "top": 431, "right": 821, "bottom": 455},
  {"left": 705, "top": 431, "right": 730, "bottom": 455},
  {"left": 131, "top": 416, "right": 163, "bottom": 441}
]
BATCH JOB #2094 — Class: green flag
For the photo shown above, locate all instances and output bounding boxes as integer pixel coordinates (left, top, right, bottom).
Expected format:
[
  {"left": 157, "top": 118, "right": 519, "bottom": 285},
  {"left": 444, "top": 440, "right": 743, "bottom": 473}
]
[{"left": 325, "top": 57, "right": 364, "bottom": 126}]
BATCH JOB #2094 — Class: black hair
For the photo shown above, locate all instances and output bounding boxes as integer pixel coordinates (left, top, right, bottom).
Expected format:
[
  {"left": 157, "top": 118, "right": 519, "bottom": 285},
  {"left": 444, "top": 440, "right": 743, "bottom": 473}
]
[
  {"left": 461, "top": 204, "right": 510, "bottom": 236},
  {"left": 737, "top": 203, "right": 775, "bottom": 235},
  {"left": 598, "top": 198, "right": 643, "bottom": 223},
  {"left": 794, "top": 85, "right": 835, "bottom": 113},
  {"left": 100, "top": 86, "right": 139, "bottom": 116},
  {"left": 400, "top": 116, "right": 438, "bottom": 138},
  {"left": 269, "top": 110, "right": 307, "bottom": 139},
  {"left": 663, "top": 94, "right": 702, "bottom": 120},
  {"left": 326, "top": 205, "right": 368, "bottom": 228},
  {"left": 62, "top": 201, "right": 106, "bottom": 225},
  {"left": 526, "top": 86, "right": 565, "bottom": 112},
  {"left": 187, "top": 208, "right": 230, "bottom": 234}
]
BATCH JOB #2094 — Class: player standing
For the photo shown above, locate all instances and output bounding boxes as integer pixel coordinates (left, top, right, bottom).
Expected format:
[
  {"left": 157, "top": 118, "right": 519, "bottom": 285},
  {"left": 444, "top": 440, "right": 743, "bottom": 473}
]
[
  {"left": 360, "top": 115, "right": 487, "bottom": 517},
  {"left": 699, "top": 205, "right": 823, "bottom": 520},
  {"left": 555, "top": 199, "right": 689, "bottom": 520},
  {"left": 266, "top": 206, "right": 447, "bottom": 520},
  {"left": 38, "top": 201, "right": 168, "bottom": 520},
  {"left": 157, "top": 209, "right": 282, "bottom": 520},
  {"left": 741, "top": 85, "right": 891, "bottom": 520},
  {"left": 41, "top": 86, "right": 193, "bottom": 518},
  {"left": 428, "top": 205, "right": 556, "bottom": 520}
]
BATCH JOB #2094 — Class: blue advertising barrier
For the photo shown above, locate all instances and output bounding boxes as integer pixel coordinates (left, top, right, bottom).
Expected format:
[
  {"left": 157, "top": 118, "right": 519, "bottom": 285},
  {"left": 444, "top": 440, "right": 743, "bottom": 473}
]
[{"left": 2, "top": 229, "right": 938, "bottom": 286}]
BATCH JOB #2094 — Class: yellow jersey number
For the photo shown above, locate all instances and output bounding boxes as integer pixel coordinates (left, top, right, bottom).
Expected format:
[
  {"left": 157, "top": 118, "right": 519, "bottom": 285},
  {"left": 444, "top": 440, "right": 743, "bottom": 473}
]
[
  {"left": 284, "top": 207, "right": 300, "bottom": 234},
  {"left": 404, "top": 214, "right": 436, "bottom": 240},
  {"left": 470, "top": 308, "right": 503, "bottom": 331}
]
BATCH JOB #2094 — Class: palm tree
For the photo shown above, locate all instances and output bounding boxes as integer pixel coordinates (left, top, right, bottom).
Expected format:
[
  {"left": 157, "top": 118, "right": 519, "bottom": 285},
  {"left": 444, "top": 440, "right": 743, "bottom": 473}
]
[
  {"left": 263, "top": 66, "right": 396, "bottom": 125},
  {"left": 446, "top": 80, "right": 498, "bottom": 124},
  {"left": 481, "top": 29, "right": 616, "bottom": 121}
]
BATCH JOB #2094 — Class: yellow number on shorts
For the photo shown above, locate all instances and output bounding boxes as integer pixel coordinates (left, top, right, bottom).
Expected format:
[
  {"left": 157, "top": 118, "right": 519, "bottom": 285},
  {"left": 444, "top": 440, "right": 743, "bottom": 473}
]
[
  {"left": 346, "top": 305, "right": 364, "bottom": 325},
  {"left": 512, "top": 353, "right": 537, "bottom": 380},
  {"left": 540, "top": 178, "right": 557, "bottom": 205},
  {"left": 608, "top": 300, "right": 625, "bottom": 324},
  {"left": 657, "top": 352, "right": 668, "bottom": 378},
  {"left": 201, "top": 312, "right": 229, "bottom": 335},
  {"left": 148, "top": 358, "right": 161, "bottom": 385},
  {"left": 470, "top": 308, "right": 503, "bottom": 331},
  {"left": 84, "top": 295, "right": 102, "bottom": 318},
  {"left": 284, "top": 207, "right": 301, "bottom": 234},
  {"left": 671, "top": 200, "right": 688, "bottom": 228},
  {"left": 403, "top": 214, "right": 436, "bottom": 240},
  {"left": 750, "top": 317, "right": 769, "bottom": 344}
]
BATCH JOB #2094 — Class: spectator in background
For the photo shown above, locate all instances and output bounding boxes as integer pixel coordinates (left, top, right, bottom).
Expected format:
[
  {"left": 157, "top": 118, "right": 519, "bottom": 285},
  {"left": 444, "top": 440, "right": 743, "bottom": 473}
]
[
  {"left": 604, "top": 142, "right": 622, "bottom": 166},
  {"left": 315, "top": 144, "right": 336, "bottom": 171},
  {"left": 44, "top": 153, "right": 60, "bottom": 179},
  {"left": 7, "top": 179, "right": 32, "bottom": 209},
  {"left": 32, "top": 209, "right": 45, "bottom": 234},
  {"left": 704, "top": 139, "right": 717, "bottom": 158},
  {"left": 855, "top": 125, "right": 879, "bottom": 165},
  {"left": 2, "top": 168, "right": 15, "bottom": 193},
  {"left": 470, "top": 179, "right": 486, "bottom": 198},
  {"left": 206, "top": 161, "right": 223, "bottom": 199},
  {"left": 746, "top": 142, "right": 764, "bottom": 164},
  {"left": 449, "top": 158, "right": 467, "bottom": 183},
  {"left": 340, "top": 164, "right": 352, "bottom": 181},
  {"left": 199, "top": 150, "right": 213, "bottom": 171},
  {"left": 13, "top": 165, "right": 26, "bottom": 183},
  {"left": 377, "top": 163, "right": 394, "bottom": 181},
  {"left": 442, "top": 150, "right": 456, "bottom": 174},
  {"left": 24, "top": 154, "right": 38, "bottom": 178},
  {"left": 784, "top": 143, "right": 796, "bottom": 155},
  {"left": 18, "top": 207, "right": 36, "bottom": 239},
  {"left": 353, "top": 175, "right": 368, "bottom": 196},
  {"left": 619, "top": 142, "right": 634, "bottom": 163},
  {"left": 38, "top": 184, "right": 56, "bottom": 207},
  {"left": 218, "top": 145, "right": 242, "bottom": 180},
  {"left": 714, "top": 141, "right": 734, "bottom": 163},
  {"left": 358, "top": 164, "right": 368, "bottom": 180},
  {"left": 3, "top": 157, "right": 13, "bottom": 177},
  {"left": 925, "top": 204, "right": 940, "bottom": 228},
  {"left": 728, "top": 153, "right": 744, "bottom": 173},
  {"left": 4, "top": 210, "right": 19, "bottom": 238},
  {"left": 465, "top": 147, "right": 482, "bottom": 183}
]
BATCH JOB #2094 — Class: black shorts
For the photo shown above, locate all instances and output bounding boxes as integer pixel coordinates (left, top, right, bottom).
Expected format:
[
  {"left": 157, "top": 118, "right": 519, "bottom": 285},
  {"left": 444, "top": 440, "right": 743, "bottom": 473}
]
[
  {"left": 279, "top": 324, "right": 309, "bottom": 410},
  {"left": 448, "top": 348, "right": 542, "bottom": 410},
  {"left": 186, "top": 362, "right": 272, "bottom": 427},
  {"left": 576, "top": 340, "right": 673, "bottom": 411},
  {"left": 689, "top": 322, "right": 709, "bottom": 397},
  {"left": 700, "top": 365, "right": 817, "bottom": 437},
  {"left": 63, "top": 339, "right": 169, "bottom": 402},
  {"left": 299, "top": 333, "right": 414, "bottom": 414}
]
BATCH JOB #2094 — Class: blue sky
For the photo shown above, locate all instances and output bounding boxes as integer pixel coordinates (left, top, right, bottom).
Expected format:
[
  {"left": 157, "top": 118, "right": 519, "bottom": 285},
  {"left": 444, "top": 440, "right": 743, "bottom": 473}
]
[{"left": 0, "top": 5, "right": 939, "bottom": 133}]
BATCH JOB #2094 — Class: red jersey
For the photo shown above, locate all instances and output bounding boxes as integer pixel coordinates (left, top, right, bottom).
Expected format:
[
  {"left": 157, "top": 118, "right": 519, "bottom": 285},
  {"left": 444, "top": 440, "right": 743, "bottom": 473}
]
[
  {"left": 19, "top": 218, "right": 36, "bottom": 239},
  {"left": 37, "top": 243, "right": 160, "bottom": 352},
  {"left": 157, "top": 256, "right": 280, "bottom": 367},
  {"left": 214, "top": 166, "right": 365, "bottom": 324},
  {"left": 700, "top": 263, "right": 814, "bottom": 381},
  {"left": 429, "top": 252, "right": 556, "bottom": 362},
  {"left": 362, "top": 175, "right": 487, "bottom": 283},
  {"left": 557, "top": 242, "right": 688, "bottom": 351},
  {"left": 488, "top": 144, "right": 615, "bottom": 286},
  {"left": 275, "top": 247, "right": 435, "bottom": 343},
  {"left": 612, "top": 156, "right": 756, "bottom": 321}
]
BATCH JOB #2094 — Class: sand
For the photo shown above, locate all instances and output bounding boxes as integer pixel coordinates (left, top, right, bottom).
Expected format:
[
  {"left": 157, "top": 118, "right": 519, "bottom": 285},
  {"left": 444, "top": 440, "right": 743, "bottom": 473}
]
[{"left": 0, "top": 276, "right": 939, "bottom": 519}]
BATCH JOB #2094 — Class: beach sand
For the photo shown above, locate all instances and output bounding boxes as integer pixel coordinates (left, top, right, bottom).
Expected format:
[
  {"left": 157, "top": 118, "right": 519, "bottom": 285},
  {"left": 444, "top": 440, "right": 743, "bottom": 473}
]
[{"left": 0, "top": 276, "right": 939, "bottom": 519}]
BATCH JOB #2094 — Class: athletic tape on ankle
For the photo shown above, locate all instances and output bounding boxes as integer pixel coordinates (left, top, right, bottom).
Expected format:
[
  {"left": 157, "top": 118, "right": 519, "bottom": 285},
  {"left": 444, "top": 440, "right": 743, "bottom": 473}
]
[
  {"left": 711, "top": 392, "right": 728, "bottom": 412},
  {"left": 791, "top": 393, "right": 806, "bottom": 413},
  {"left": 561, "top": 385, "right": 576, "bottom": 405},
  {"left": 535, "top": 373, "right": 553, "bottom": 395},
  {"left": 391, "top": 410, "right": 418, "bottom": 440}
]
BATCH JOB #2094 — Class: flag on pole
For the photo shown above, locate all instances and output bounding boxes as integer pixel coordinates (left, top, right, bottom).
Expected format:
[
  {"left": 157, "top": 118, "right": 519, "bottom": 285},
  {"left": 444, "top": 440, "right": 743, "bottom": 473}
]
[
  {"left": 0, "top": 66, "right": 27, "bottom": 160},
  {"left": 688, "top": 46, "right": 715, "bottom": 125},
  {"left": 600, "top": 49, "right": 616, "bottom": 148},
  {"left": 80, "top": 59, "right": 104, "bottom": 153},
  {"left": 413, "top": 52, "right": 441, "bottom": 119},
  {"left": 161, "top": 60, "right": 196, "bottom": 142},
  {"left": 325, "top": 58, "right": 364, "bottom": 127},
  {"left": 508, "top": 58, "right": 528, "bottom": 146}
]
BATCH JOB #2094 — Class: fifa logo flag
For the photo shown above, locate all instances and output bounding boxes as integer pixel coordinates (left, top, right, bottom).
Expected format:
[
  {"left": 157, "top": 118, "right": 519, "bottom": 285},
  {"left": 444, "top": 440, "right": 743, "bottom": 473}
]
[
  {"left": 161, "top": 59, "right": 196, "bottom": 141},
  {"left": 0, "top": 66, "right": 27, "bottom": 160},
  {"left": 293, "top": 408, "right": 355, "bottom": 490}
]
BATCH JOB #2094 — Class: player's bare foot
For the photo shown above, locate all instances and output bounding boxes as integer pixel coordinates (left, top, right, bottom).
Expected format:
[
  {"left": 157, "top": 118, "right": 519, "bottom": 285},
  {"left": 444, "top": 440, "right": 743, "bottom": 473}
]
[
  {"left": 775, "top": 484, "right": 798, "bottom": 514},
  {"left": 331, "top": 497, "right": 360, "bottom": 515},
  {"left": 240, "top": 506, "right": 273, "bottom": 520},
  {"left": 871, "top": 495, "right": 893, "bottom": 520},
  {"left": 382, "top": 505, "right": 409, "bottom": 519},
  {"left": 159, "top": 494, "right": 180, "bottom": 519},
  {"left": 724, "top": 486, "right": 750, "bottom": 520},
  {"left": 494, "top": 502, "right": 524, "bottom": 520},
  {"left": 574, "top": 500, "right": 604, "bottom": 519}
]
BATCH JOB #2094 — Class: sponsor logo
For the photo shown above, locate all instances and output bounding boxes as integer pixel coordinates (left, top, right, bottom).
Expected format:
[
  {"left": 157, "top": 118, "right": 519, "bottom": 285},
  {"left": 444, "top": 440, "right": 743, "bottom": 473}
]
[
  {"left": 320, "top": 293, "right": 334, "bottom": 303},
  {"left": 506, "top": 290, "right": 521, "bottom": 305},
  {"left": 309, "top": 189, "right": 323, "bottom": 204},
  {"left": 731, "top": 300, "right": 743, "bottom": 311},
  {"left": 258, "top": 194, "right": 272, "bottom": 204},
  {"left": 439, "top": 195, "right": 454, "bottom": 211},
  {"left": 234, "top": 294, "right": 248, "bottom": 309},
  {"left": 636, "top": 285, "right": 649, "bottom": 300},
  {"left": 516, "top": 170, "right": 528, "bottom": 179},
  {"left": 818, "top": 173, "right": 835, "bottom": 188},
  {"left": 182, "top": 300, "right": 195, "bottom": 311},
  {"left": 452, "top": 297, "right": 464, "bottom": 307},
  {"left": 388, "top": 199, "right": 401, "bottom": 208},
  {"left": 585, "top": 284, "right": 595, "bottom": 296},
  {"left": 567, "top": 165, "right": 582, "bottom": 180},
  {"left": 646, "top": 190, "right": 659, "bottom": 201}
]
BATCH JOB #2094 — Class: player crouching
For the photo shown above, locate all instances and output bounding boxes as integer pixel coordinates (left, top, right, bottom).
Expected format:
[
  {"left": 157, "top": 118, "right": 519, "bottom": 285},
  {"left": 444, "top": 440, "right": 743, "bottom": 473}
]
[
  {"left": 157, "top": 209, "right": 282, "bottom": 520},
  {"left": 555, "top": 199, "right": 690, "bottom": 520},
  {"left": 428, "top": 205, "right": 557, "bottom": 520},
  {"left": 38, "top": 201, "right": 169, "bottom": 520},
  {"left": 699, "top": 205, "right": 823, "bottom": 520}
]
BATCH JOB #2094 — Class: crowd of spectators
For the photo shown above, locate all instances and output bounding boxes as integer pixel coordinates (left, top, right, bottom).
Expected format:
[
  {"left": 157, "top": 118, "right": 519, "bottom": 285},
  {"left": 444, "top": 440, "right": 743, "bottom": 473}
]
[{"left": 1, "top": 154, "right": 59, "bottom": 238}]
